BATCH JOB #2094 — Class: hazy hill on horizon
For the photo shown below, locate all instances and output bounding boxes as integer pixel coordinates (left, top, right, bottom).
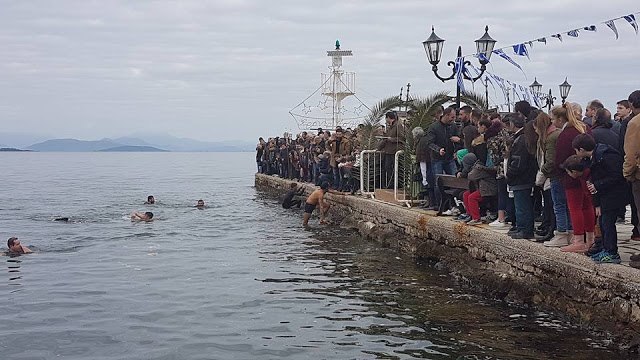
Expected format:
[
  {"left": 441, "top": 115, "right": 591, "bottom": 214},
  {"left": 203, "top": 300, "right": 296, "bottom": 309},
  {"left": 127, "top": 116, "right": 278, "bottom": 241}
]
[{"left": 20, "top": 133, "right": 254, "bottom": 152}]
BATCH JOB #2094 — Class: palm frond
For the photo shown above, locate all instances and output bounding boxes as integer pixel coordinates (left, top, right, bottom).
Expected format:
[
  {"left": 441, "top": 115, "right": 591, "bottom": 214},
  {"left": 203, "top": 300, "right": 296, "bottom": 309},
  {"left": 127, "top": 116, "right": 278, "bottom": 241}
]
[
  {"left": 408, "top": 91, "right": 451, "bottom": 130},
  {"left": 359, "top": 96, "right": 405, "bottom": 150},
  {"left": 460, "top": 90, "right": 488, "bottom": 111}
]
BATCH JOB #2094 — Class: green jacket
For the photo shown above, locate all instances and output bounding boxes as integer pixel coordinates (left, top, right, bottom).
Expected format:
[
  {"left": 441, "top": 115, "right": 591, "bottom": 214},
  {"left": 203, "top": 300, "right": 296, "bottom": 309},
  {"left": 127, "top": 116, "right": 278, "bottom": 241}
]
[{"left": 540, "top": 129, "right": 561, "bottom": 181}]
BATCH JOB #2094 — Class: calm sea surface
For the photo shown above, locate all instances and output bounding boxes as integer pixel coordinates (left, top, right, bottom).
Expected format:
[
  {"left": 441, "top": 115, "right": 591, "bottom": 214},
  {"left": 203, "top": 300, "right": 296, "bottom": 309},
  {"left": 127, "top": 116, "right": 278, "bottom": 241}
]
[{"left": 0, "top": 153, "right": 623, "bottom": 359}]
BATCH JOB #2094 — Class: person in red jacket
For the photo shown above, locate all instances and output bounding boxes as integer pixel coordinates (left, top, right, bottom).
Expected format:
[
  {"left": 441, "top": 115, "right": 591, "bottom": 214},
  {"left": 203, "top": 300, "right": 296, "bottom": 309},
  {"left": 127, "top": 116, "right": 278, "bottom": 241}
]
[{"left": 552, "top": 104, "right": 595, "bottom": 253}]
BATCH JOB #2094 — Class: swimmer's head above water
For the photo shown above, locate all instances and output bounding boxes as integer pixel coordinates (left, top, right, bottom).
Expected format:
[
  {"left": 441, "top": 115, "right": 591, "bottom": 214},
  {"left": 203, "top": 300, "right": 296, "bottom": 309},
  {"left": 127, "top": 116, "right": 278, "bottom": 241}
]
[
  {"left": 146, "top": 195, "right": 155, "bottom": 204},
  {"left": 196, "top": 199, "right": 205, "bottom": 207},
  {"left": 7, "top": 237, "right": 31, "bottom": 254},
  {"left": 131, "top": 212, "right": 154, "bottom": 221}
]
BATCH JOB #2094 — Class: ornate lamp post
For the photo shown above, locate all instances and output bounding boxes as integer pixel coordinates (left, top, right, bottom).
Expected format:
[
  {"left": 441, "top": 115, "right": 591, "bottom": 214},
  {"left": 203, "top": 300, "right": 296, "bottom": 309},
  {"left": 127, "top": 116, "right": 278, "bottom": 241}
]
[
  {"left": 423, "top": 26, "right": 496, "bottom": 117},
  {"left": 559, "top": 78, "right": 572, "bottom": 105},
  {"left": 529, "top": 77, "right": 557, "bottom": 112}
]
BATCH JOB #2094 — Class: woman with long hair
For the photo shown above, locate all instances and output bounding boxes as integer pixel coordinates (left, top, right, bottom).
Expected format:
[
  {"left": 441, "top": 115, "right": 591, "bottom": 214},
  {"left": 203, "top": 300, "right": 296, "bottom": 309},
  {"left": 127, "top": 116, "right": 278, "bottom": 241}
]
[
  {"left": 552, "top": 103, "right": 594, "bottom": 252},
  {"left": 534, "top": 113, "right": 562, "bottom": 244}
]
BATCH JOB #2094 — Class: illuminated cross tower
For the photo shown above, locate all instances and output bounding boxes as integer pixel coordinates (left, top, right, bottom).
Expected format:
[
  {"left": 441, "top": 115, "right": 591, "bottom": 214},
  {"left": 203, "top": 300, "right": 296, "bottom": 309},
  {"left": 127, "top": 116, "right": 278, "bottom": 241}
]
[{"left": 322, "top": 40, "right": 355, "bottom": 129}]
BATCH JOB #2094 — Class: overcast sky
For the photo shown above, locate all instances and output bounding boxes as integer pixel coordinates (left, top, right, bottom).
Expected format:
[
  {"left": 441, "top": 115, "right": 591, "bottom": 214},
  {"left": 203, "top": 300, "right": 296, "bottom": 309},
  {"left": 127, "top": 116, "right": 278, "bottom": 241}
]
[{"left": 0, "top": 1, "right": 638, "bottom": 142}]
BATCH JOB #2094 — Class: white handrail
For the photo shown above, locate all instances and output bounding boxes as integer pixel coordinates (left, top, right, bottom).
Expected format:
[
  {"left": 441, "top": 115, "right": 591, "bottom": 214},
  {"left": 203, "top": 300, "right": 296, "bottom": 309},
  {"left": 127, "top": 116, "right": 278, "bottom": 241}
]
[{"left": 359, "top": 150, "right": 381, "bottom": 198}]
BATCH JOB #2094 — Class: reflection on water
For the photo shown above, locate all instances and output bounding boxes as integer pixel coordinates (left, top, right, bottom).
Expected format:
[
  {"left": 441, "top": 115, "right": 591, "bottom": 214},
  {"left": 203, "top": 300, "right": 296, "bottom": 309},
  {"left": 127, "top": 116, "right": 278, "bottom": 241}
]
[{"left": 0, "top": 153, "right": 625, "bottom": 359}]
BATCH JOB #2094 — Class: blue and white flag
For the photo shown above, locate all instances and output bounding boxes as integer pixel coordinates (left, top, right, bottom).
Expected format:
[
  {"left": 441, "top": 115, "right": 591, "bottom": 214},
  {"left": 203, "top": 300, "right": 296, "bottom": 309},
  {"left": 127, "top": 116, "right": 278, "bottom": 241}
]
[
  {"left": 567, "top": 29, "right": 579, "bottom": 37},
  {"left": 606, "top": 20, "right": 619, "bottom": 39},
  {"left": 583, "top": 25, "right": 597, "bottom": 32},
  {"left": 513, "top": 43, "right": 530, "bottom": 59},
  {"left": 624, "top": 14, "right": 638, "bottom": 34},
  {"left": 473, "top": 53, "right": 490, "bottom": 63},
  {"left": 551, "top": 33, "right": 563, "bottom": 42},
  {"left": 454, "top": 57, "right": 467, "bottom": 94},
  {"left": 493, "top": 49, "right": 523, "bottom": 72},
  {"left": 537, "top": 37, "right": 547, "bottom": 44},
  {"left": 520, "top": 85, "right": 531, "bottom": 103}
]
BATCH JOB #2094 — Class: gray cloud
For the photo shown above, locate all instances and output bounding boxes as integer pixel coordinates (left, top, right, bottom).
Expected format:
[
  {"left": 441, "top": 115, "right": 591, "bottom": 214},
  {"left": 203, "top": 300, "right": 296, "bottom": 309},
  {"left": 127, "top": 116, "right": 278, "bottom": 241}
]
[{"left": 0, "top": 1, "right": 638, "bottom": 142}]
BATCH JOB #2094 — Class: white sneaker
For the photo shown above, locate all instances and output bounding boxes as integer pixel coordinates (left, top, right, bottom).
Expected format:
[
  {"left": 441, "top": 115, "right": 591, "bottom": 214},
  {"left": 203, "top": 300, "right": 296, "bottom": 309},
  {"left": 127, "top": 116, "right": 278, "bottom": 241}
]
[
  {"left": 489, "top": 219, "right": 506, "bottom": 227},
  {"left": 543, "top": 232, "right": 570, "bottom": 247},
  {"left": 443, "top": 207, "right": 460, "bottom": 216}
]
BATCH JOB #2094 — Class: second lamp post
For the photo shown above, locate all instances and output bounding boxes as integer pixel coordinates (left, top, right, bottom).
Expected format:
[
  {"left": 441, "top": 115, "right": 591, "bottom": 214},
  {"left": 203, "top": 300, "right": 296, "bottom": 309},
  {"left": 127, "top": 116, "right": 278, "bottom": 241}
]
[{"left": 422, "top": 26, "right": 497, "bottom": 117}]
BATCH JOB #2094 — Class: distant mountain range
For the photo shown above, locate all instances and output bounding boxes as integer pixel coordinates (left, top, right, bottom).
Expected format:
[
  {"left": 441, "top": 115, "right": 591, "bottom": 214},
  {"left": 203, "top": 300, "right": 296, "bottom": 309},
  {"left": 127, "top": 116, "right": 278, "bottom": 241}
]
[{"left": 0, "top": 133, "right": 255, "bottom": 152}]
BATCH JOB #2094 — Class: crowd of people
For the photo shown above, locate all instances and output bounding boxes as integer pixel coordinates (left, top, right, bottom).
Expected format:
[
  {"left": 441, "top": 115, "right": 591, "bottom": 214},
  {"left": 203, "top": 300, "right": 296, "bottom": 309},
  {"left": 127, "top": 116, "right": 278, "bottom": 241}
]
[{"left": 259, "top": 89, "right": 640, "bottom": 267}]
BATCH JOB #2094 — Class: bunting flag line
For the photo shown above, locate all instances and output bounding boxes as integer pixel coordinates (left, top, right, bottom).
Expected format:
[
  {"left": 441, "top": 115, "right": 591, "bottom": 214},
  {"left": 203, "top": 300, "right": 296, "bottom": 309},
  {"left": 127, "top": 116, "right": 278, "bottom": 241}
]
[
  {"left": 606, "top": 20, "right": 620, "bottom": 39},
  {"left": 625, "top": 14, "right": 639, "bottom": 34},
  {"left": 551, "top": 33, "right": 563, "bottom": 42},
  {"left": 463, "top": 11, "right": 639, "bottom": 62}
]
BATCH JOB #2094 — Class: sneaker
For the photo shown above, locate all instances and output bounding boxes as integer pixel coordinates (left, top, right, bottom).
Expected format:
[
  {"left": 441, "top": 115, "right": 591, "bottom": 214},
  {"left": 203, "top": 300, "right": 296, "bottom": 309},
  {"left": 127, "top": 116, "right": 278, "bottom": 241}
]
[
  {"left": 507, "top": 227, "right": 519, "bottom": 236},
  {"left": 455, "top": 214, "right": 471, "bottom": 222},
  {"left": 442, "top": 207, "right": 459, "bottom": 216},
  {"left": 489, "top": 219, "right": 507, "bottom": 228},
  {"left": 544, "top": 232, "right": 570, "bottom": 247},
  {"left": 467, "top": 219, "right": 482, "bottom": 226},
  {"left": 586, "top": 241, "right": 604, "bottom": 257},
  {"left": 592, "top": 251, "right": 621, "bottom": 264},
  {"left": 536, "top": 232, "right": 554, "bottom": 242}
]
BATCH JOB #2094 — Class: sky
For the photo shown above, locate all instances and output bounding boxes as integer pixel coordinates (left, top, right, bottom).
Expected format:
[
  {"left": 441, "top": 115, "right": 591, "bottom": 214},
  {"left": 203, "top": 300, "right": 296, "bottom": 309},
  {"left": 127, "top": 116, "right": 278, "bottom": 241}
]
[{"left": 0, "top": 0, "right": 638, "bottom": 142}]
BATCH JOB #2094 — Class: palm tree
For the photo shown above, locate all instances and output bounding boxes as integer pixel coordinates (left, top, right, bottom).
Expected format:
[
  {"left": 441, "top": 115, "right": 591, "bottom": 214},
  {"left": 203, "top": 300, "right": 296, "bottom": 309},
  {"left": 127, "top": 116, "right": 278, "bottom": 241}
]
[
  {"left": 460, "top": 91, "right": 488, "bottom": 111},
  {"left": 358, "top": 95, "right": 405, "bottom": 151}
]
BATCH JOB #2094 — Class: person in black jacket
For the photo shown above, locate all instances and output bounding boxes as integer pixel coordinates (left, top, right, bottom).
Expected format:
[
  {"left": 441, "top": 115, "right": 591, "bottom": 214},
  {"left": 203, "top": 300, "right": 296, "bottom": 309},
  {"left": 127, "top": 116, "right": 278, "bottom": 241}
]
[
  {"left": 506, "top": 113, "right": 538, "bottom": 239},
  {"left": 573, "top": 134, "right": 628, "bottom": 264},
  {"left": 425, "top": 107, "right": 461, "bottom": 207}
]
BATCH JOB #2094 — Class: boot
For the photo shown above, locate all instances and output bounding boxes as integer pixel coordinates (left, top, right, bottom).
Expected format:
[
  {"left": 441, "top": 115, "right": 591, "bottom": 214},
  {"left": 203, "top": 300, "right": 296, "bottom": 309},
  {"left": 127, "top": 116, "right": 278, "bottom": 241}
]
[
  {"left": 544, "top": 231, "right": 570, "bottom": 247},
  {"left": 561, "top": 234, "right": 588, "bottom": 253},
  {"left": 585, "top": 232, "right": 595, "bottom": 252}
]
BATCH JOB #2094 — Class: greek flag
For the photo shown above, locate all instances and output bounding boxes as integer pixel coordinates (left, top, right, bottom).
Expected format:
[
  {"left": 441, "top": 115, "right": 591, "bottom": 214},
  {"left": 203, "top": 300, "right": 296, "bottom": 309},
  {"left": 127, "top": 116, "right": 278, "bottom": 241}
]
[
  {"left": 474, "top": 53, "right": 490, "bottom": 63},
  {"left": 567, "top": 30, "right": 579, "bottom": 37},
  {"left": 606, "top": 20, "right": 619, "bottom": 39},
  {"left": 551, "top": 33, "right": 563, "bottom": 42},
  {"left": 455, "top": 57, "right": 466, "bottom": 94},
  {"left": 583, "top": 25, "right": 597, "bottom": 32},
  {"left": 624, "top": 14, "right": 638, "bottom": 34},
  {"left": 513, "top": 43, "right": 530, "bottom": 59},
  {"left": 493, "top": 49, "right": 523, "bottom": 71},
  {"left": 537, "top": 37, "right": 547, "bottom": 44},
  {"left": 520, "top": 85, "right": 531, "bottom": 103}
]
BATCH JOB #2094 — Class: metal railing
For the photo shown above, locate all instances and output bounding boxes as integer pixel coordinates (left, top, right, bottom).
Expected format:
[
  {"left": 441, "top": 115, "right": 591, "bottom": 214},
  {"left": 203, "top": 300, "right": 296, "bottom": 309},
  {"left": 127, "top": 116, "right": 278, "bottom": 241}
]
[{"left": 360, "top": 150, "right": 425, "bottom": 207}]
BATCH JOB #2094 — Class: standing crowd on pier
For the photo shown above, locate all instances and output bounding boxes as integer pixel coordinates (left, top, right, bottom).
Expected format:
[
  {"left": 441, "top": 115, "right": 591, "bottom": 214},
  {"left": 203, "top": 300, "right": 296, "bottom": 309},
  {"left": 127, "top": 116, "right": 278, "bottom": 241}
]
[{"left": 257, "top": 90, "right": 640, "bottom": 267}]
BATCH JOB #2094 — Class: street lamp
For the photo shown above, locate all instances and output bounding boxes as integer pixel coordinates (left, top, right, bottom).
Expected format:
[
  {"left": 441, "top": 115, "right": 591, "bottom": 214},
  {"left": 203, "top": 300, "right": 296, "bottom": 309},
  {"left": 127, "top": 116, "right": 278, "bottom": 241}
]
[
  {"left": 423, "top": 26, "right": 496, "bottom": 117},
  {"left": 559, "top": 78, "right": 572, "bottom": 105},
  {"left": 529, "top": 78, "right": 556, "bottom": 112}
]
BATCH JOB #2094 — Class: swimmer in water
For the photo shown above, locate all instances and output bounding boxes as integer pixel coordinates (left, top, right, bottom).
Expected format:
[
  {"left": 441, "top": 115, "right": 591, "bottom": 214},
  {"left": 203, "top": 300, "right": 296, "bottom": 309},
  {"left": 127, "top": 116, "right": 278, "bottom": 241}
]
[
  {"left": 7, "top": 237, "right": 31, "bottom": 254},
  {"left": 145, "top": 195, "right": 155, "bottom": 205},
  {"left": 302, "top": 181, "right": 344, "bottom": 226},
  {"left": 195, "top": 199, "right": 205, "bottom": 208},
  {"left": 131, "top": 212, "right": 154, "bottom": 221},
  {"left": 282, "top": 183, "right": 305, "bottom": 209}
]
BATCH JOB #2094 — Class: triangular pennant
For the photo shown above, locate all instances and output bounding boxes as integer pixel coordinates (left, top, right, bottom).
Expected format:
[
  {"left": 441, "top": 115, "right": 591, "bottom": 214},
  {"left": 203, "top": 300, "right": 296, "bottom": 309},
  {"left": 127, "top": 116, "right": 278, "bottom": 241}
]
[
  {"left": 624, "top": 14, "right": 639, "bottom": 34},
  {"left": 606, "top": 20, "right": 619, "bottom": 39},
  {"left": 551, "top": 33, "right": 563, "bottom": 42},
  {"left": 567, "top": 29, "right": 579, "bottom": 37},
  {"left": 583, "top": 25, "right": 597, "bottom": 32},
  {"left": 512, "top": 43, "right": 530, "bottom": 60},
  {"left": 537, "top": 37, "right": 547, "bottom": 44},
  {"left": 527, "top": 41, "right": 534, "bottom": 48},
  {"left": 493, "top": 49, "right": 524, "bottom": 72}
]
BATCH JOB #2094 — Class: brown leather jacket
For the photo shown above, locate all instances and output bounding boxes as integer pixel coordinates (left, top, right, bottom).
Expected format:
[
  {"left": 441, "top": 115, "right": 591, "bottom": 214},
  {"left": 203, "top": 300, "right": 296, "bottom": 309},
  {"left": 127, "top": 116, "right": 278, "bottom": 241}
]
[{"left": 377, "top": 120, "right": 406, "bottom": 155}]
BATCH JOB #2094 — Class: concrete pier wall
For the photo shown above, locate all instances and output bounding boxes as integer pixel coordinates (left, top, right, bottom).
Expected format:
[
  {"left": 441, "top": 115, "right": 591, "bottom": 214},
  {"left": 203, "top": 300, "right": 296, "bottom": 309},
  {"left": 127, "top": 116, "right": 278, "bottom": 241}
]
[{"left": 256, "top": 173, "right": 640, "bottom": 350}]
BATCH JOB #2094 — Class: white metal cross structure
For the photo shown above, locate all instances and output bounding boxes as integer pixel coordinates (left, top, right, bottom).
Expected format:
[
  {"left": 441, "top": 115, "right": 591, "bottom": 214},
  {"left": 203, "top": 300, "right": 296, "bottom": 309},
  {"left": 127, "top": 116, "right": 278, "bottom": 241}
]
[{"left": 290, "top": 40, "right": 368, "bottom": 131}]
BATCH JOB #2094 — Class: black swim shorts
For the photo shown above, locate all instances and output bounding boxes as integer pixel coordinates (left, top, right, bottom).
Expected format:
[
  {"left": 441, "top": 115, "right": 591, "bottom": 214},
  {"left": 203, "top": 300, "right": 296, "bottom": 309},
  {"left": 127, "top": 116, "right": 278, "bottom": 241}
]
[{"left": 304, "top": 202, "right": 316, "bottom": 214}]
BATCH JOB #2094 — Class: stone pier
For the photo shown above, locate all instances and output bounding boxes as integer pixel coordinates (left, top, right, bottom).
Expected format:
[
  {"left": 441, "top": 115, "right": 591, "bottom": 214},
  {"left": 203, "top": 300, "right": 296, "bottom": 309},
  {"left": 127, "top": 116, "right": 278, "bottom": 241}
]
[{"left": 256, "top": 173, "right": 640, "bottom": 352}]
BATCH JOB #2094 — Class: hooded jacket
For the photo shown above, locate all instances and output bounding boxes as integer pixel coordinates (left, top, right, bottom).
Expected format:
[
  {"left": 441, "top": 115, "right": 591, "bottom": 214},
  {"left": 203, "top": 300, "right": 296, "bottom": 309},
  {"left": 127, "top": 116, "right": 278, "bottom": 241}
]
[{"left": 589, "top": 144, "right": 629, "bottom": 210}]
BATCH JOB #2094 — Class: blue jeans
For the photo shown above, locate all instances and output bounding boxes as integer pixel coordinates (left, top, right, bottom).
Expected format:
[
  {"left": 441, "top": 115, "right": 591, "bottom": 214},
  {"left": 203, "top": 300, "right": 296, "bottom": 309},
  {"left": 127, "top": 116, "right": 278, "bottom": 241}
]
[
  {"left": 513, "top": 188, "right": 534, "bottom": 235},
  {"left": 550, "top": 180, "right": 572, "bottom": 233}
]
